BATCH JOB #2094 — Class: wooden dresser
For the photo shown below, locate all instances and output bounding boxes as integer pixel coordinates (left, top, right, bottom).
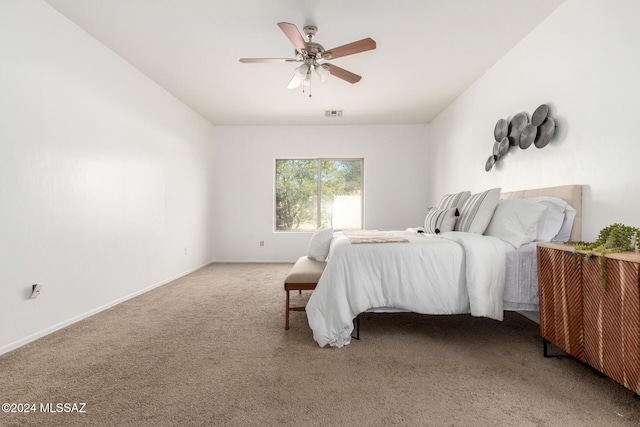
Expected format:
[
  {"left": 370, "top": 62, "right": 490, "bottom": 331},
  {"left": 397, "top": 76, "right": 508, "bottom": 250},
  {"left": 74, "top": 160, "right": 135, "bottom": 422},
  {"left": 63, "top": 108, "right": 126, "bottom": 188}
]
[{"left": 537, "top": 243, "right": 640, "bottom": 395}]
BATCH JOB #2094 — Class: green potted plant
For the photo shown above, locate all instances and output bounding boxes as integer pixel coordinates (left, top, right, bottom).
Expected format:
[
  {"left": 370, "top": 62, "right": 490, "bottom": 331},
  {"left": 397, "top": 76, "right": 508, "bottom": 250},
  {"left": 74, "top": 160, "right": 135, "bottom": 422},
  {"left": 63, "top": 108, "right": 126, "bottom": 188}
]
[{"left": 569, "top": 223, "right": 640, "bottom": 291}]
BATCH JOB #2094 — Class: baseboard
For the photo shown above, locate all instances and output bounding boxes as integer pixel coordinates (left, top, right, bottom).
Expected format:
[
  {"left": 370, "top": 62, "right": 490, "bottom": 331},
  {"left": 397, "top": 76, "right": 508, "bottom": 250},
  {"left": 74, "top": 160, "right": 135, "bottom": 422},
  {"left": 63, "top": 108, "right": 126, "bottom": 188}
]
[
  {"left": 0, "top": 260, "right": 213, "bottom": 356},
  {"left": 210, "top": 260, "right": 297, "bottom": 264}
]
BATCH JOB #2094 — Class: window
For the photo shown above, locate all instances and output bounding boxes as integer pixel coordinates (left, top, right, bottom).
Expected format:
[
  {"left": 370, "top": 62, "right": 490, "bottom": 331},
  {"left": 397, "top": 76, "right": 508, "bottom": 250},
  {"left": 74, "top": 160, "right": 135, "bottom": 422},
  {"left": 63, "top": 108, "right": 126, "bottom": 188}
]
[{"left": 275, "top": 158, "right": 363, "bottom": 231}]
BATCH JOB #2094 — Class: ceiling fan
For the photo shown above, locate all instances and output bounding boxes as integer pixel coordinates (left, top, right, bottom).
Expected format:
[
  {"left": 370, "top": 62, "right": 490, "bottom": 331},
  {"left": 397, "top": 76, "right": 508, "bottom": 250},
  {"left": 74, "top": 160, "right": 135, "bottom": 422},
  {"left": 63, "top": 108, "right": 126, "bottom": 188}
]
[{"left": 239, "top": 22, "right": 376, "bottom": 94}]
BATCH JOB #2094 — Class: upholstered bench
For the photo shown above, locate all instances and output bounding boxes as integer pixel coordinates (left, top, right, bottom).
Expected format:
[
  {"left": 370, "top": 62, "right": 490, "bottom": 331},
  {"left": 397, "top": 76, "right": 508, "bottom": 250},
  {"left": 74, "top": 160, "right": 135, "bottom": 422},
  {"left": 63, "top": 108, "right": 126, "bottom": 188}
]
[{"left": 284, "top": 256, "right": 326, "bottom": 330}]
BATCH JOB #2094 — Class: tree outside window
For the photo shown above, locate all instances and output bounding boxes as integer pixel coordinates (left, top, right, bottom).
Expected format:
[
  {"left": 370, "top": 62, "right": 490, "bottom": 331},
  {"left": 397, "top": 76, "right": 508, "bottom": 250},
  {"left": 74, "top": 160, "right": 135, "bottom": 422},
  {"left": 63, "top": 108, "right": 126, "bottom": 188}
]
[{"left": 275, "top": 159, "right": 363, "bottom": 231}]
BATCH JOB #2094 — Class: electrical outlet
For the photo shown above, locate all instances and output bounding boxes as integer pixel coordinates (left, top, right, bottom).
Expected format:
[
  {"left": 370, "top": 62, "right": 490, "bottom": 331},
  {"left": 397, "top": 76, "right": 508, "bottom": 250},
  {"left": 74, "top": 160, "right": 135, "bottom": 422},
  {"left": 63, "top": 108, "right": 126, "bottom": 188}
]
[
  {"left": 259, "top": 241, "right": 265, "bottom": 247},
  {"left": 30, "top": 284, "right": 43, "bottom": 299}
]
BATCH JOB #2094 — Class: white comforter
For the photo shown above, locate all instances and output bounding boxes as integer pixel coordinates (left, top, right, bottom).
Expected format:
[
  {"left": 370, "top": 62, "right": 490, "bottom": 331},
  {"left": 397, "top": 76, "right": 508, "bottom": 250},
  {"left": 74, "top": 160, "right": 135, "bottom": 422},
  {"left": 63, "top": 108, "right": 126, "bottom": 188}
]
[{"left": 306, "top": 231, "right": 508, "bottom": 347}]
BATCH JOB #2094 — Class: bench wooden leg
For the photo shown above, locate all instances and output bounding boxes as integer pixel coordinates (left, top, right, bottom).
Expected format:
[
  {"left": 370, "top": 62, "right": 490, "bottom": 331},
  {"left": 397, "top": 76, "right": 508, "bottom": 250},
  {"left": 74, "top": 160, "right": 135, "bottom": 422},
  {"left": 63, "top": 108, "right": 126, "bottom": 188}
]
[
  {"left": 284, "top": 282, "right": 318, "bottom": 330},
  {"left": 285, "top": 290, "right": 290, "bottom": 330}
]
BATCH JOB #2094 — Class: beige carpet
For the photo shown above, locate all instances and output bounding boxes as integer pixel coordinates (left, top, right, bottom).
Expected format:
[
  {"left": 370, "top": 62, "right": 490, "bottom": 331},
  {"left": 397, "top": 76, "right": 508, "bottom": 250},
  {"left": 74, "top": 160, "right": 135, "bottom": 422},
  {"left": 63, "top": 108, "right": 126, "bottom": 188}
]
[{"left": 1, "top": 263, "right": 639, "bottom": 426}]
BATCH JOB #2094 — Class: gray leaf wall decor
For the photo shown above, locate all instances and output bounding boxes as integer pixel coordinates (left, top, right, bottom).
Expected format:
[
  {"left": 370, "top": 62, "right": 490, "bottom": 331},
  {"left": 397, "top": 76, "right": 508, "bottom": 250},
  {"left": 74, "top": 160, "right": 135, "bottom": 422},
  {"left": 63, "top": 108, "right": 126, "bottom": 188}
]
[{"left": 485, "top": 103, "right": 556, "bottom": 171}]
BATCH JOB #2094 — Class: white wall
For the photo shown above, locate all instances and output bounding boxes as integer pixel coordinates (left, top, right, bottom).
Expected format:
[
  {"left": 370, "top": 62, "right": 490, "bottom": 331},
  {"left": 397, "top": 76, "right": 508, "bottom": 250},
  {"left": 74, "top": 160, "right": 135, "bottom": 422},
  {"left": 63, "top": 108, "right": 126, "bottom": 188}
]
[
  {"left": 212, "top": 125, "right": 429, "bottom": 261},
  {"left": 0, "top": 1, "right": 216, "bottom": 354},
  {"left": 427, "top": 0, "right": 640, "bottom": 241}
]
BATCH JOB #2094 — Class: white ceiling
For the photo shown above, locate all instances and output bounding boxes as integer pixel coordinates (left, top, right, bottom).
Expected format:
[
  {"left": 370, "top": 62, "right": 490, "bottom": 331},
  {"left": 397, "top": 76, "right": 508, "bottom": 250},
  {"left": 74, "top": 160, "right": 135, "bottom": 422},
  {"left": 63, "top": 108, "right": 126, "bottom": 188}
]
[{"left": 43, "top": 0, "right": 564, "bottom": 126}]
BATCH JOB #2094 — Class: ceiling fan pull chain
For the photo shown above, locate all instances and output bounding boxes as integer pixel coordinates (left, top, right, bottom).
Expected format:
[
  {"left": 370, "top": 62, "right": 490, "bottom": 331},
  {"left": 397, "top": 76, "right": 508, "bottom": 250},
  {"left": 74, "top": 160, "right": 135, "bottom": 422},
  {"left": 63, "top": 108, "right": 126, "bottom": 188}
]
[{"left": 304, "top": 66, "right": 312, "bottom": 97}]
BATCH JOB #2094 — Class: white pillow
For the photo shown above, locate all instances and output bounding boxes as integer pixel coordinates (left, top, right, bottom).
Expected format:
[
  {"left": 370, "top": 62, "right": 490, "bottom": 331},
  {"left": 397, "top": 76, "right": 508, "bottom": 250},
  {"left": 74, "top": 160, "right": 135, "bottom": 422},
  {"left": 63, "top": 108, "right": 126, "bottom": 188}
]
[
  {"left": 436, "top": 191, "right": 471, "bottom": 210},
  {"left": 455, "top": 188, "right": 501, "bottom": 234},
  {"left": 525, "top": 197, "right": 566, "bottom": 242},
  {"left": 307, "top": 228, "right": 333, "bottom": 262},
  {"left": 424, "top": 207, "right": 459, "bottom": 234},
  {"left": 484, "top": 199, "right": 548, "bottom": 248},
  {"left": 556, "top": 206, "right": 577, "bottom": 242},
  {"left": 526, "top": 196, "right": 576, "bottom": 242}
]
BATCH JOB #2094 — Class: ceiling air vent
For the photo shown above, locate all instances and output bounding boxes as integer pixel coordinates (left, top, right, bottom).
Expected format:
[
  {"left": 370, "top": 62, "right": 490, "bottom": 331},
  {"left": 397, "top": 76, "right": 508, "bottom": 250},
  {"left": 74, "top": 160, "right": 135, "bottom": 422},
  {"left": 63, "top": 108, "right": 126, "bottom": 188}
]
[{"left": 324, "top": 110, "right": 344, "bottom": 118}]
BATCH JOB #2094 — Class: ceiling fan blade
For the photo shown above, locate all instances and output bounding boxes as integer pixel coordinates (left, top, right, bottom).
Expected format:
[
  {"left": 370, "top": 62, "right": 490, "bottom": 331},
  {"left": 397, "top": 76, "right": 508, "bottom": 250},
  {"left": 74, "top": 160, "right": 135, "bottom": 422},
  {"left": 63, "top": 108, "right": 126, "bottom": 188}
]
[
  {"left": 277, "top": 22, "right": 308, "bottom": 54},
  {"left": 325, "top": 64, "right": 362, "bottom": 84},
  {"left": 287, "top": 74, "right": 305, "bottom": 89},
  {"left": 323, "top": 38, "right": 376, "bottom": 60},
  {"left": 239, "top": 58, "right": 297, "bottom": 63}
]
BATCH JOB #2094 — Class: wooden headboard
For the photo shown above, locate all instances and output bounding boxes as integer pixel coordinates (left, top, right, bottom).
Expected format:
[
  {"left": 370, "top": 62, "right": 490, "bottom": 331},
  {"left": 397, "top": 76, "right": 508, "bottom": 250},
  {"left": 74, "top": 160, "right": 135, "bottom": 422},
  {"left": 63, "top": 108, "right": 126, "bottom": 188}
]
[{"left": 501, "top": 184, "right": 582, "bottom": 242}]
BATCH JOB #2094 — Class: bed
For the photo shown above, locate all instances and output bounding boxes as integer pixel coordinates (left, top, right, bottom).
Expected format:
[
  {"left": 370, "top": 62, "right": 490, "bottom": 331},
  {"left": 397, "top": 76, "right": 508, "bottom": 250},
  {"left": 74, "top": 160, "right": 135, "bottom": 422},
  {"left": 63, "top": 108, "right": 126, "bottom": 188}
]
[{"left": 305, "top": 185, "right": 582, "bottom": 348}]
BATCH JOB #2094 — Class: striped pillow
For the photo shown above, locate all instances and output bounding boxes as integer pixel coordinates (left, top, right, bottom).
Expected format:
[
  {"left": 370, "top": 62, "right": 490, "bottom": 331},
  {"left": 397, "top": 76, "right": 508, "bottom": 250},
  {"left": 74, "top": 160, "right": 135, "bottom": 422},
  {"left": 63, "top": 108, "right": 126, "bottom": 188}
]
[
  {"left": 424, "top": 207, "right": 459, "bottom": 234},
  {"left": 436, "top": 191, "right": 471, "bottom": 210},
  {"left": 455, "top": 188, "right": 501, "bottom": 234}
]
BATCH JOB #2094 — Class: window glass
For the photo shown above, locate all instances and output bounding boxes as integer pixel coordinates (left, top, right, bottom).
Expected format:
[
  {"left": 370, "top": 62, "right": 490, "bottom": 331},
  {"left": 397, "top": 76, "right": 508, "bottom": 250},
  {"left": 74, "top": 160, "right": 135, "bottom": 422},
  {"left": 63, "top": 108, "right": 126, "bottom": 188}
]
[{"left": 275, "top": 159, "right": 363, "bottom": 231}]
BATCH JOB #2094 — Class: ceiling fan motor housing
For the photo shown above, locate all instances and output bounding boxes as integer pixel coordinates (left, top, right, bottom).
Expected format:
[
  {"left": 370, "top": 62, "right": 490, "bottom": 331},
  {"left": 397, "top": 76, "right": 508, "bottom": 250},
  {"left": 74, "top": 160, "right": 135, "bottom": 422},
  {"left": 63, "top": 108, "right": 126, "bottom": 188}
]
[
  {"left": 303, "top": 25, "right": 318, "bottom": 38},
  {"left": 305, "top": 42, "right": 325, "bottom": 58},
  {"left": 301, "top": 25, "right": 331, "bottom": 59}
]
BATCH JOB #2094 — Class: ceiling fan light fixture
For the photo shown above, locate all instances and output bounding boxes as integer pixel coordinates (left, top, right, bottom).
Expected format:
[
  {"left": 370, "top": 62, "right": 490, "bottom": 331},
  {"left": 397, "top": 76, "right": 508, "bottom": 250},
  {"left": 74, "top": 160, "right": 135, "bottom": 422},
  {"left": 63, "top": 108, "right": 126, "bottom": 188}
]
[
  {"left": 287, "top": 64, "right": 310, "bottom": 89},
  {"left": 295, "top": 63, "right": 309, "bottom": 78},
  {"left": 315, "top": 64, "right": 329, "bottom": 82}
]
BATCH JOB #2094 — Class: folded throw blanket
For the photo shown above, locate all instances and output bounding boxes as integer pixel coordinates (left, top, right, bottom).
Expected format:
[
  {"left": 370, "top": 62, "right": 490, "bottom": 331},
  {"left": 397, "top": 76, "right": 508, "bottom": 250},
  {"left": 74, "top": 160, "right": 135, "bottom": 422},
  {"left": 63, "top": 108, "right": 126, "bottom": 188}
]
[{"left": 342, "top": 230, "right": 409, "bottom": 244}]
